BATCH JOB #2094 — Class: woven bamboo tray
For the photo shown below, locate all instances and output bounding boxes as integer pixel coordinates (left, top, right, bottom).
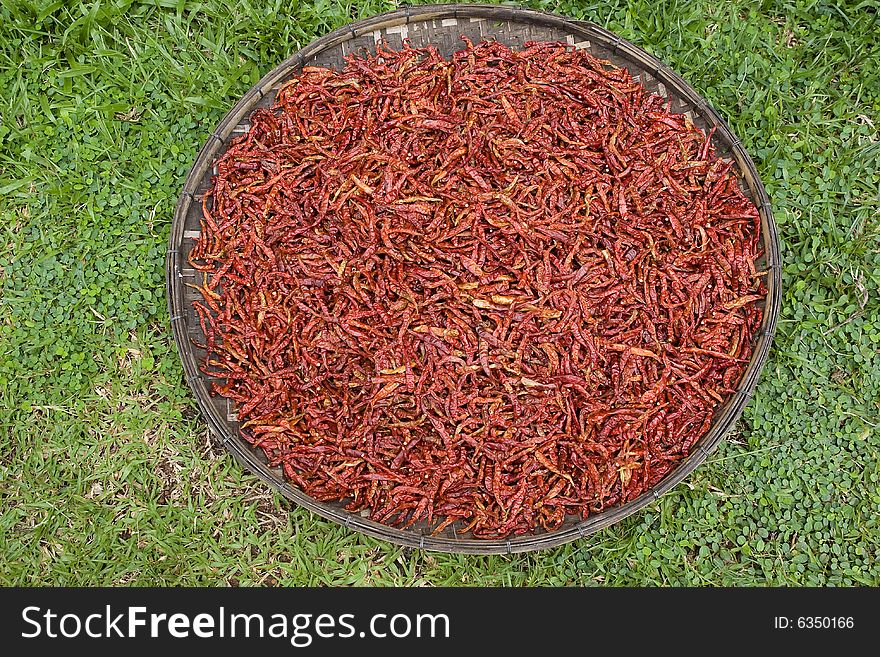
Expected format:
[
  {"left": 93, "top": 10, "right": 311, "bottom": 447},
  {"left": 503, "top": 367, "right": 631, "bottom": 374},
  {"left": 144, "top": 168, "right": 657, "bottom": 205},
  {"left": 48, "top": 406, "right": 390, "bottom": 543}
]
[{"left": 167, "top": 4, "right": 782, "bottom": 554}]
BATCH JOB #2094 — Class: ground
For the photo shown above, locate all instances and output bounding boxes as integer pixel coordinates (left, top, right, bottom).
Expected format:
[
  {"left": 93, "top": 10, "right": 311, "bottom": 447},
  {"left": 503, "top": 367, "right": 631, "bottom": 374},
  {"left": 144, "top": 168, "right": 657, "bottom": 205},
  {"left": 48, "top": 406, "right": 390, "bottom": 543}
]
[{"left": 0, "top": 0, "right": 878, "bottom": 586}]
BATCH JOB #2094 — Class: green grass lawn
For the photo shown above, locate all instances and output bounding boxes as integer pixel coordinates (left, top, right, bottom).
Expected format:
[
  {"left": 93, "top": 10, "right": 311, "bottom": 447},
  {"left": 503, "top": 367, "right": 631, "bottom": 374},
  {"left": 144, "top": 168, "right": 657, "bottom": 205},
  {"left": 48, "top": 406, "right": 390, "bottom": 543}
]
[{"left": 1, "top": 0, "right": 878, "bottom": 586}]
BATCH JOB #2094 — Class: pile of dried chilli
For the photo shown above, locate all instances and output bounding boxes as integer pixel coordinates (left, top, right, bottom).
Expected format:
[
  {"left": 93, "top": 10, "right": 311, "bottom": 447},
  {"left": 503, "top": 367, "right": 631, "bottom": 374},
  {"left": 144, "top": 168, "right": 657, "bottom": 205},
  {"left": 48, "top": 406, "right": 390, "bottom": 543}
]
[{"left": 190, "top": 39, "right": 766, "bottom": 538}]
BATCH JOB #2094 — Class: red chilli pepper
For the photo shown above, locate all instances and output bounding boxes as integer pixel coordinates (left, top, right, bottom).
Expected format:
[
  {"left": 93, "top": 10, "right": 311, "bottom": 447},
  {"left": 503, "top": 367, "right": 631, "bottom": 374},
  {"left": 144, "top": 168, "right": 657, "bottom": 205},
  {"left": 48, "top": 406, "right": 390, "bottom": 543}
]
[{"left": 188, "top": 38, "right": 766, "bottom": 538}]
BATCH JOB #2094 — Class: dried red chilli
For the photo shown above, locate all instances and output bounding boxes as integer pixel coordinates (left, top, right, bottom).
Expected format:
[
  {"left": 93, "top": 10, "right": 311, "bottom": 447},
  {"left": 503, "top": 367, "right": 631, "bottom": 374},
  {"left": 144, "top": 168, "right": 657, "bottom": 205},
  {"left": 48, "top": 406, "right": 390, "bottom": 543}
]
[{"left": 189, "top": 39, "right": 766, "bottom": 538}]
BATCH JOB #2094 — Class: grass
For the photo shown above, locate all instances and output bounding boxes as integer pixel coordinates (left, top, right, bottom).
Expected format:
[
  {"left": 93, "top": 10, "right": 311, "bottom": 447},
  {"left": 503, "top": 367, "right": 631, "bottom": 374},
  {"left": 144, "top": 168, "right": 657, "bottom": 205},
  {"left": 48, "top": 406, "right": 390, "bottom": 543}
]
[{"left": 0, "top": 0, "right": 878, "bottom": 586}]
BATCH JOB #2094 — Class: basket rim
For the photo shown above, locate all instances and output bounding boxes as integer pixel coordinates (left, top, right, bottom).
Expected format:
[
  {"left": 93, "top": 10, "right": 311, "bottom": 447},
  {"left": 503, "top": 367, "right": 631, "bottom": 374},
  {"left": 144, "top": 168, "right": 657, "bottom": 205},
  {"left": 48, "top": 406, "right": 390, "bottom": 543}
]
[{"left": 167, "top": 3, "right": 782, "bottom": 555}]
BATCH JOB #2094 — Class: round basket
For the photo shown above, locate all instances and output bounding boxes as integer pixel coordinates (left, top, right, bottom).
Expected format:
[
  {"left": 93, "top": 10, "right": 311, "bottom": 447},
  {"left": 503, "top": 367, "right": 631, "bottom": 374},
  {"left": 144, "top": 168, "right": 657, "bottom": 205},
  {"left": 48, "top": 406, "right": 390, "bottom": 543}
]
[{"left": 167, "top": 4, "right": 781, "bottom": 554}]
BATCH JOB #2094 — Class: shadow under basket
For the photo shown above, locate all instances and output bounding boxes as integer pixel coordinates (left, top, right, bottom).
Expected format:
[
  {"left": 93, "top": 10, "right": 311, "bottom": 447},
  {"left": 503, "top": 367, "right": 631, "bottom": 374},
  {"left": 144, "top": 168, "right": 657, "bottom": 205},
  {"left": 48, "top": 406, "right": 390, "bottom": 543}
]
[{"left": 167, "top": 4, "right": 782, "bottom": 554}]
